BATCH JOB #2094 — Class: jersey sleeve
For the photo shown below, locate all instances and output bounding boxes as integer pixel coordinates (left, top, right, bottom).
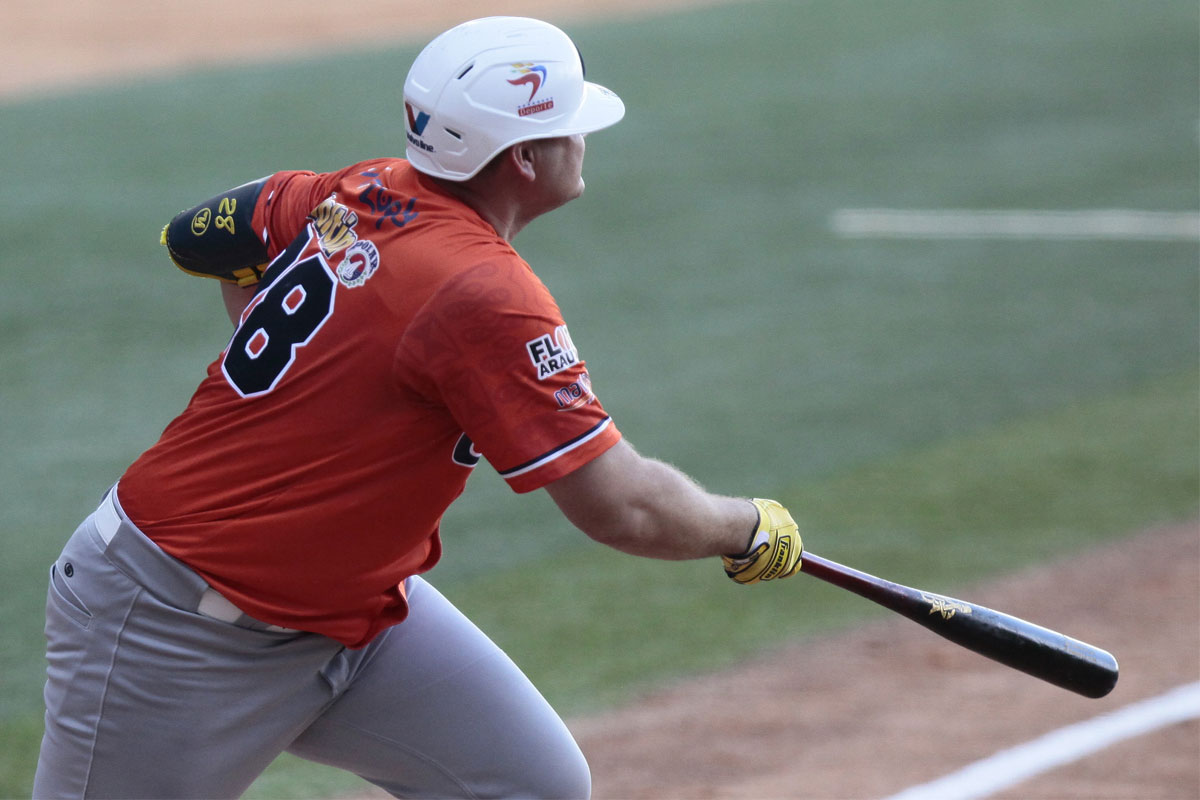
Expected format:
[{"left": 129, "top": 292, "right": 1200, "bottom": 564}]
[
  {"left": 250, "top": 159, "right": 397, "bottom": 262},
  {"left": 396, "top": 258, "right": 621, "bottom": 493}
]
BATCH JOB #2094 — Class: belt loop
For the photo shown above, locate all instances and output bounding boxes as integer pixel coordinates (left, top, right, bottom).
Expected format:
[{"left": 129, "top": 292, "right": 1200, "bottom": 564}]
[
  {"left": 94, "top": 490, "right": 122, "bottom": 546},
  {"left": 197, "top": 587, "right": 245, "bottom": 622}
]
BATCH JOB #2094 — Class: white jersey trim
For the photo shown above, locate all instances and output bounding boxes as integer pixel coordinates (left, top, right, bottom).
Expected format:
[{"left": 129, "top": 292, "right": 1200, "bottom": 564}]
[{"left": 498, "top": 417, "right": 612, "bottom": 480}]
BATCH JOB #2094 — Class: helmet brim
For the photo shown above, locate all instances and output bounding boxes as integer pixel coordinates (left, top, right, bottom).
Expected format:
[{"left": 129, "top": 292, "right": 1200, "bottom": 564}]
[
  {"left": 411, "top": 81, "right": 626, "bottom": 181},
  {"left": 557, "top": 81, "right": 626, "bottom": 136}
]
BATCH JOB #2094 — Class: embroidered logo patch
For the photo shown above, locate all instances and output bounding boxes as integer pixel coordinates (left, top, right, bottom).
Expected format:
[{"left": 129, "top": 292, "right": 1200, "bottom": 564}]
[
  {"left": 336, "top": 240, "right": 380, "bottom": 288},
  {"left": 310, "top": 196, "right": 358, "bottom": 257},
  {"left": 527, "top": 325, "right": 579, "bottom": 380}
]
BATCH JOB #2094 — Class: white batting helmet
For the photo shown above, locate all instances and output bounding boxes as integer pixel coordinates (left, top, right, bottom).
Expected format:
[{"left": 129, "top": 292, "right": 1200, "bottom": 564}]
[{"left": 402, "top": 17, "right": 626, "bottom": 181}]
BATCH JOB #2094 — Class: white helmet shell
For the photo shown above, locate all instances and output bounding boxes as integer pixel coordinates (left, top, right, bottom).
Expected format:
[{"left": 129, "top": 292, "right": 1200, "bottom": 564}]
[{"left": 403, "top": 17, "right": 625, "bottom": 181}]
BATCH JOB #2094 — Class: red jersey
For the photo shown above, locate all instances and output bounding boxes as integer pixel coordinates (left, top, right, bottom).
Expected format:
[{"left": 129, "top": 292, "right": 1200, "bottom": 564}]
[{"left": 119, "top": 159, "right": 620, "bottom": 647}]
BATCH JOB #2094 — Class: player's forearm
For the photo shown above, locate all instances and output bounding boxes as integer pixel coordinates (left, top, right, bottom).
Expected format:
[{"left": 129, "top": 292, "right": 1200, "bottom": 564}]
[
  {"left": 545, "top": 440, "right": 756, "bottom": 560},
  {"left": 600, "top": 459, "right": 756, "bottom": 559}
]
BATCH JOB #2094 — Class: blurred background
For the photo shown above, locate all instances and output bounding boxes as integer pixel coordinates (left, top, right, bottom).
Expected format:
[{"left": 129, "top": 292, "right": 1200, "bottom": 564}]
[{"left": 1, "top": 1, "right": 1196, "bottom": 796}]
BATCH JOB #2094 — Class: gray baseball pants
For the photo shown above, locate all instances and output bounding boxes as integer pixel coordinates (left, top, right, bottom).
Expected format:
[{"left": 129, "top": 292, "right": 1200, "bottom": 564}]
[{"left": 33, "top": 490, "right": 590, "bottom": 799}]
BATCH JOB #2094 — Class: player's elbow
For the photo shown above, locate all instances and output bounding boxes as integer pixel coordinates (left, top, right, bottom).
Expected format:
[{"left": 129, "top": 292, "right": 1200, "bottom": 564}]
[
  {"left": 544, "top": 440, "right": 669, "bottom": 558},
  {"left": 573, "top": 503, "right": 660, "bottom": 557}
]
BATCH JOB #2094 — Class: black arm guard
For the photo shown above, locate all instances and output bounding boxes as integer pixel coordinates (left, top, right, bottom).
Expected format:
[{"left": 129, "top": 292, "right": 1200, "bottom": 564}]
[{"left": 161, "top": 177, "right": 270, "bottom": 286}]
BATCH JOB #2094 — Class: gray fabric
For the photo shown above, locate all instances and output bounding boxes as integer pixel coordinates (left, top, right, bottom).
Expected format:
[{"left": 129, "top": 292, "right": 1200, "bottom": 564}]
[{"left": 34, "top": 501, "right": 589, "bottom": 799}]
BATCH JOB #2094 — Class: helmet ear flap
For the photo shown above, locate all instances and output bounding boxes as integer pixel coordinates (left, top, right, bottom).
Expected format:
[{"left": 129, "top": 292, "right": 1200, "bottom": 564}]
[{"left": 402, "top": 16, "right": 624, "bottom": 181}]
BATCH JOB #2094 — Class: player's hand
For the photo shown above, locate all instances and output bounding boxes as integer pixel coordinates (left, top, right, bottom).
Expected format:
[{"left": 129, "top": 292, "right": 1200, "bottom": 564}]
[{"left": 721, "top": 498, "right": 803, "bottom": 584}]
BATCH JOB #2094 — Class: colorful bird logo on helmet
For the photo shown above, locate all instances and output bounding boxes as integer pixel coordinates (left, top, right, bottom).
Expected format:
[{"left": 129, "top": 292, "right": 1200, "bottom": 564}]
[{"left": 507, "top": 63, "right": 548, "bottom": 102}]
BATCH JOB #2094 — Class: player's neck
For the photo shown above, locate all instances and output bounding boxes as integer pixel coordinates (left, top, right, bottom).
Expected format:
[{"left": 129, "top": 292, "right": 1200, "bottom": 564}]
[{"left": 433, "top": 176, "right": 537, "bottom": 242}]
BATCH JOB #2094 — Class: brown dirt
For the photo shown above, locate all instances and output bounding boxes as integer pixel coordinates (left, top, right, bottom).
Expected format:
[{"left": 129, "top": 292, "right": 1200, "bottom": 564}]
[
  {"left": 573, "top": 522, "right": 1199, "bottom": 799},
  {"left": 0, "top": 0, "right": 731, "bottom": 99},
  {"left": 8, "top": 3, "right": 1198, "bottom": 797}
]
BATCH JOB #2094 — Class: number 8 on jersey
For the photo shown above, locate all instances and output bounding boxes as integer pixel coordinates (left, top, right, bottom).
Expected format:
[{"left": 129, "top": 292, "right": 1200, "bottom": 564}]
[{"left": 223, "top": 241, "right": 337, "bottom": 398}]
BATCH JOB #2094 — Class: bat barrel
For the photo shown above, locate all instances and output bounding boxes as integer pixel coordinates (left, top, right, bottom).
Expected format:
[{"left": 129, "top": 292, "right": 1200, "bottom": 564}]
[
  {"left": 935, "top": 603, "right": 1119, "bottom": 698},
  {"left": 800, "top": 553, "right": 1119, "bottom": 698}
]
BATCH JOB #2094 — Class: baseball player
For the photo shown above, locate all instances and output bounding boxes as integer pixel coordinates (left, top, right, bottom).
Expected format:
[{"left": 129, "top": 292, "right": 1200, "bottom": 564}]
[{"left": 34, "top": 16, "right": 803, "bottom": 799}]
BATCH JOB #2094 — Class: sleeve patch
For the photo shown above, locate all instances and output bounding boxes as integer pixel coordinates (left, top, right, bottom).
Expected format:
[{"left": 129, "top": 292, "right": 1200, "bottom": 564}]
[{"left": 526, "top": 325, "right": 579, "bottom": 380}]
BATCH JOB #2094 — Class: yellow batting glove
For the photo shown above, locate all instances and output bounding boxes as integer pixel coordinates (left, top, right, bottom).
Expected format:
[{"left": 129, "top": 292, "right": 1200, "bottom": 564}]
[{"left": 722, "top": 498, "right": 803, "bottom": 584}]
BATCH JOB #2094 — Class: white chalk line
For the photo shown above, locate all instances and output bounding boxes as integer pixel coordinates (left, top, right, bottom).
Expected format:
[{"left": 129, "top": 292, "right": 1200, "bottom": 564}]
[
  {"left": 880, "top": 681, "right": 1200, "bottom": 800},
  {"left": 830, "top": 209, "right": 1200, "bottom": 241}
]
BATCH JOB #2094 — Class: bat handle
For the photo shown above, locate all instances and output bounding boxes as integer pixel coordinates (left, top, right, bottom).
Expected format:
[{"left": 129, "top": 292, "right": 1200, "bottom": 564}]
[{"left": 802, "top": 552, "right": 873, "bottom": 585}]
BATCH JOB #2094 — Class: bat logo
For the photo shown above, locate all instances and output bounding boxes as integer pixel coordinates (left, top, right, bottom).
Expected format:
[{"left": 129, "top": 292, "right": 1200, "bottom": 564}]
[
  {"left": 922, "top": 592, "right": 973, "bottom": 620},
  {"left": 507, "top": 63, "right": 548, "bottom": 102}
]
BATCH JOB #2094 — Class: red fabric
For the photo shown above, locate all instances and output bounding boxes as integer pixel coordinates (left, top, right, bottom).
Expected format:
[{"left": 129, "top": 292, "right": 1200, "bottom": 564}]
[{"left": 119, "top": 160, "right": 619, "bottom": 647}]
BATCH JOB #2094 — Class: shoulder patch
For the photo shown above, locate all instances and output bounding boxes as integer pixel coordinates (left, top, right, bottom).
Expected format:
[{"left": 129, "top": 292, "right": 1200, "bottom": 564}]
[
  {"left": 336, "top": 240, "right": 380, "bottom": 288},
  {"left": 526, "top": 325, "right": 579, "bottom": 380},
  {"left": 309, "top": 196, "right": 359, "bottom": 256}
]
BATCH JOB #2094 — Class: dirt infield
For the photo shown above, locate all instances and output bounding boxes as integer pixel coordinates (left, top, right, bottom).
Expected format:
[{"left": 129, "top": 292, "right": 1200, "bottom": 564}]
[
  {"left": 8, "top": 2, "right": 1198, "bottom": 796},
  {"left": 573, "top": 522, "right": 1198, "bottom": 798},
  {"left": 0, "top": 0, "right": 731, "bottom": 99}
]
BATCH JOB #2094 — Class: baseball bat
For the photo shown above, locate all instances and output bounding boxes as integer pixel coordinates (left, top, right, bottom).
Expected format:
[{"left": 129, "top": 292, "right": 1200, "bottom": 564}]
[{"left": 800, "top": 552, "right": 1119, "bottom": 698}]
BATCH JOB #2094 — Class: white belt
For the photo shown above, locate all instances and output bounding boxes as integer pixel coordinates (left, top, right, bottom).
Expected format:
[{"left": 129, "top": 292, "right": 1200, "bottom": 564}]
[{"left": 93, "top": 491, "right": 296, "bottom": 632}]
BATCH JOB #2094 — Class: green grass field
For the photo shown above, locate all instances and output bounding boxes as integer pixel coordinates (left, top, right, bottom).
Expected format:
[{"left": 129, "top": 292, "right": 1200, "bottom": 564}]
[{"left": 1, "top": 1, "right": 1197, "bottom": 796}]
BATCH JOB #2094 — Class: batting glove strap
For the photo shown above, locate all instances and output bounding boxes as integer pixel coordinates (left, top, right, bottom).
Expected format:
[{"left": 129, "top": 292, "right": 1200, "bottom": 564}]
[{"left": 722, "top": 498, "right": 803, "bottom": 584}]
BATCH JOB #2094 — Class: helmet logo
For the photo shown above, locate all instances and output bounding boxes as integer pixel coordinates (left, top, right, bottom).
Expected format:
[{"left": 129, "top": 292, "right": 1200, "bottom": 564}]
[
  {"left": 508, "top": 63, "right": 554, "bottom": 117},
  {"left": 507, "top": 63, "right": 547, "bottom": 101},
  {"left": 405, "top": 102, "right": 431, "bottom": 135},
  {"left": 404, "top": 102, "right": 435, "bottom": 153}
]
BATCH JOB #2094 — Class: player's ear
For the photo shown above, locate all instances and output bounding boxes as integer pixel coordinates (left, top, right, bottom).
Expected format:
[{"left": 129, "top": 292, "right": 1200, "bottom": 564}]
[{"left": 507, "top": 141, "right": 539, "bottom": 182}]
